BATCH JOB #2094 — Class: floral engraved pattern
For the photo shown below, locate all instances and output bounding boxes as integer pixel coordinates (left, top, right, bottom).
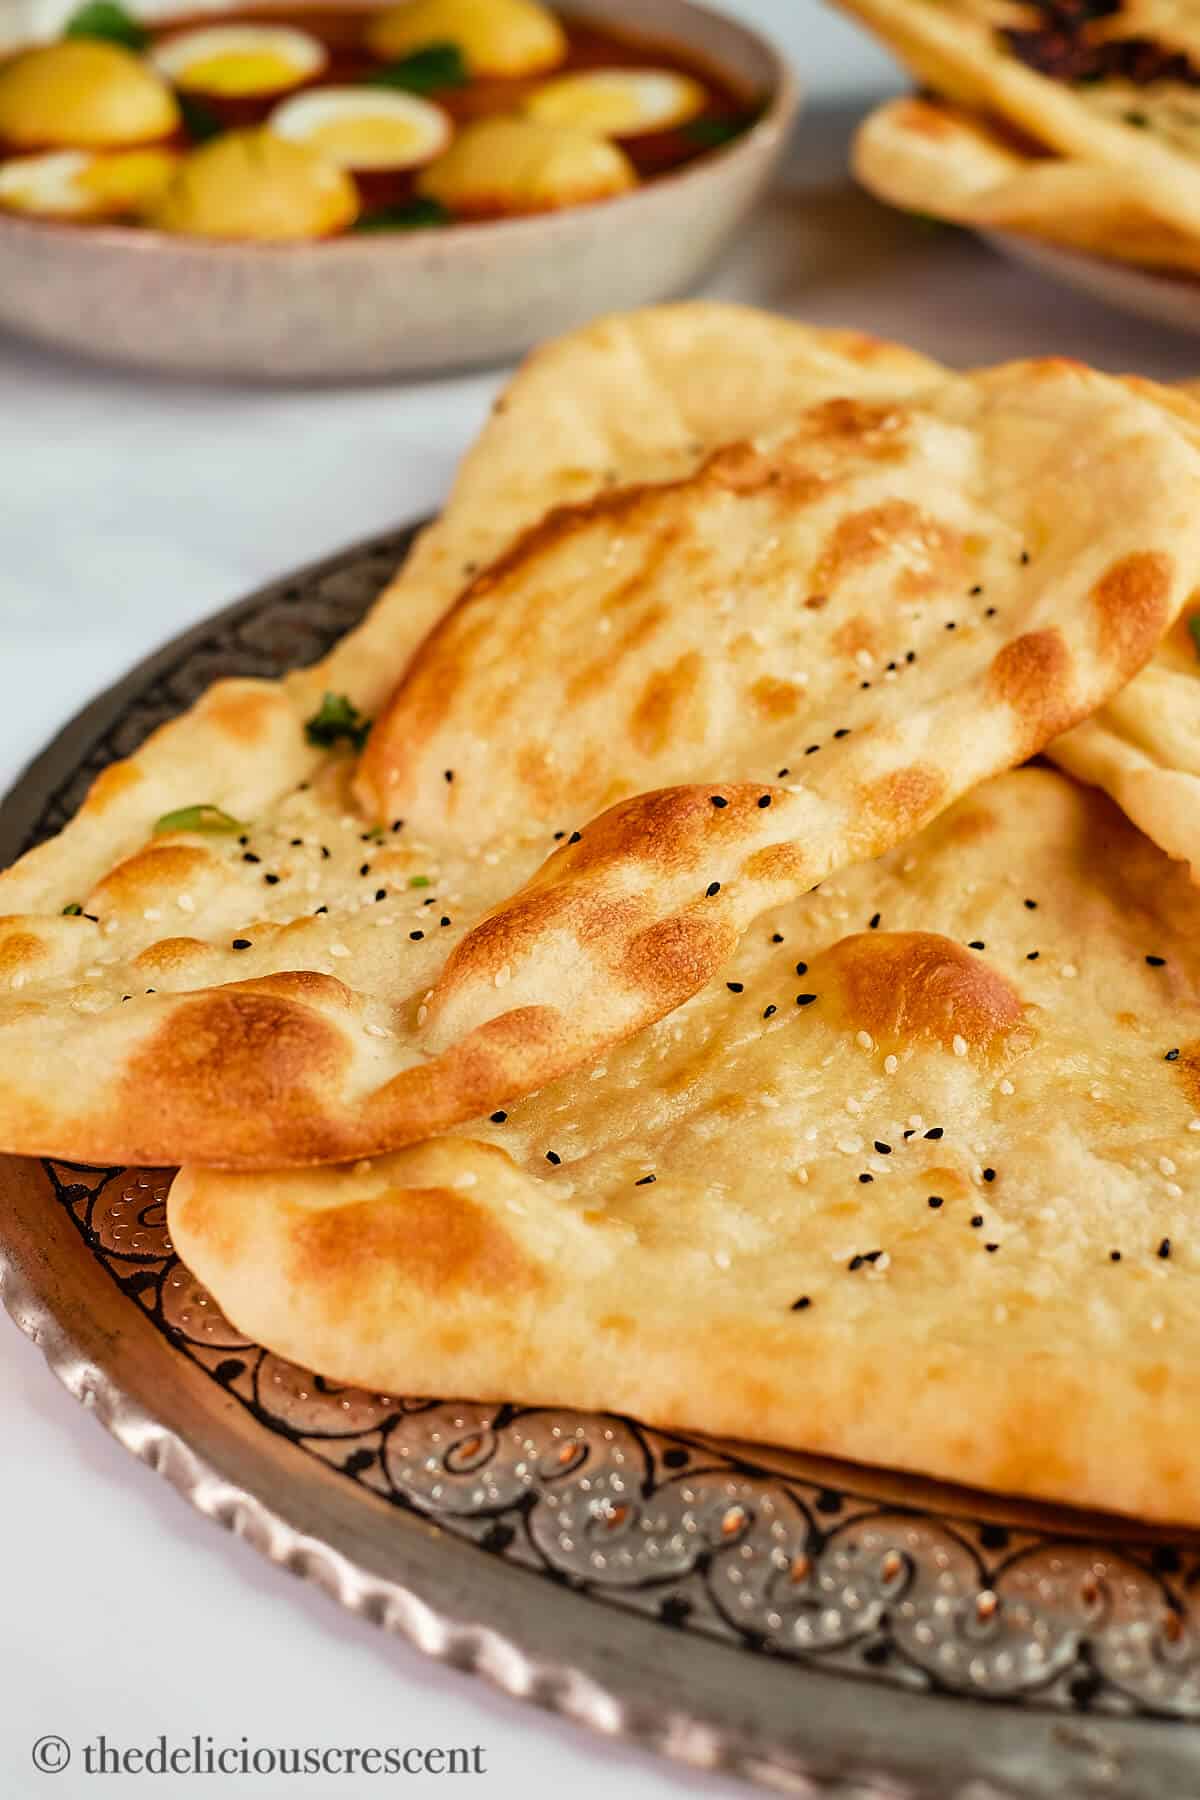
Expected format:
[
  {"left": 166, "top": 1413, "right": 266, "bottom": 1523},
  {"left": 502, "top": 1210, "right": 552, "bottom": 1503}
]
[{"left": 25, "top": 540, "right": 1200, "bottom": 1726}]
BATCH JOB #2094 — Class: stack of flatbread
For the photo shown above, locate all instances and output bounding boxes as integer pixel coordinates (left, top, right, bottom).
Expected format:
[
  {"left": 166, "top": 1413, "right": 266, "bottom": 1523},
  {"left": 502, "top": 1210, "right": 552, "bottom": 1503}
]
[
  {"left": 6, "top": 303, "right": 1200, "bottom": 1525},
  {"left": 838, "top": 0, "right": 1200, "bottom": 275}
]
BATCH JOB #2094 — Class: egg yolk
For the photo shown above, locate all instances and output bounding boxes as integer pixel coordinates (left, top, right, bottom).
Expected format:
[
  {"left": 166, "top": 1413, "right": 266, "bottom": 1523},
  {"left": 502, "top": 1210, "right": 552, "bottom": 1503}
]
[
  {"left": 146, "top": 129, "right": 359, "bottom": 241},
  {"left": 0, "top": 145, "right": 178, "bottom": 218},
  {"left": 366, "top": 0, "right": 566, "bottom": 78},
  {"left": 0, "top": 41, "right": 180, "bottom": 150},
  {"left": 524, "top": 69, "right": 708, "bottom": 138},
  {"left": 269, "top": 89, "right": 450, "bottom": 171},
  {"left": 417, "top": 115, "right": 636, "bottom": 217},
  {"left": 175, "top": 49, "right": 309, "bottom": 96}
]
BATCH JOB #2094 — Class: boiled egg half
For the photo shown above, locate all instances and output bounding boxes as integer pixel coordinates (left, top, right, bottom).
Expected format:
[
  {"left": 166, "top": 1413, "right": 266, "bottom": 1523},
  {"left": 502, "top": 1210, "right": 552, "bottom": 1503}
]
[
  {"left": 146, "top": 128, "right": 358, "bottom": 240},
  {"left": 0, "top": 146, "right": 177, "bottom": 218},
  {"left": 366, "top": 0, "right": 566, "bottom": 78},
  {"left": 269, "top": 87, "right": 451, "bottom": 171},
  {"left": 524, "top": 68, "right": 708, "bottom": 138},
  {"left": 0, "top": 41, "right": 180, "bottom": 148},
  {"left": 151, "top": 24, "right": 327, "bottom": 98},
  {"left": 417, "top": 115, "right": 635, "bottom": 216}
]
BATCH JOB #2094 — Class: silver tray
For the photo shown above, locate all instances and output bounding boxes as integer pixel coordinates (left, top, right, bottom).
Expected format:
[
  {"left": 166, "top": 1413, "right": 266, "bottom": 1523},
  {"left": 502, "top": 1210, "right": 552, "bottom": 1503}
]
[{"left": 4, "top": 528, "right": 1200, "bottom": 1799}]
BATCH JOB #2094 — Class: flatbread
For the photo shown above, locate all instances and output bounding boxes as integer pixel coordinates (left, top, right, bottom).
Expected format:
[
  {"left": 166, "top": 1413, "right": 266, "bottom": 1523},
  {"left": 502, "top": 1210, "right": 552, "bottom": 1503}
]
[
  {"left": 832, "top": 0, "right": 1200, "bottom": 241},
  {"left": 854, "top": 93, "right": 1200, "bottom": 274},
  {"left": 171, "top": 765, "right": 1200, "bottom": 1525},
  {"left": 2, "top": 336, "right": 1198, "bottom": 1167}
]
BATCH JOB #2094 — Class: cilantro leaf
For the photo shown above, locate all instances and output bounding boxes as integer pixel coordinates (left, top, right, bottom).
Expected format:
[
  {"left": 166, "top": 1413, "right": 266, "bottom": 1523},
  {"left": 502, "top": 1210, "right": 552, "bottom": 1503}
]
[
  {"left": 152, "top": 804, "right": 246, "bottom": 836},
  {"left": 683, "top": 116, "right": 746, "bottom": 149},
  {"left": 64, "top": 1, "right": 148, "bottom": 49},
  {"left": 352, "top": 196, "right": 452, "bottom": 233},
  {"left": 304, "top": 692, "right": 372, "bottom": 751},
  {"left": 365, "top": 42, "right": 468, "bottom": 94},
  {"left": 1188, "top": 615, "right": 1200, "bottom": 660},
  {"left": 61, "top": 902, "right": 84, "bottom": 916}
]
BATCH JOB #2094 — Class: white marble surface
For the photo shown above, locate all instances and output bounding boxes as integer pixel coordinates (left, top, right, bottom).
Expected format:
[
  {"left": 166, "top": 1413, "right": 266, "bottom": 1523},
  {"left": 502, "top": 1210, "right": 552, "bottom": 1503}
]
[{"left": 4, "top": 3, "right": 1200, "bottom": 1795}]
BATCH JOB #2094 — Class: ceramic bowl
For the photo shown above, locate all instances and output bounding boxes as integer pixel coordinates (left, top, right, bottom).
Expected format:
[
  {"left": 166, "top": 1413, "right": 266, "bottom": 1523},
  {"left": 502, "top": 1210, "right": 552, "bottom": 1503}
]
[{"left": 0, "top": 0, "right": 799, "bottom": 380}]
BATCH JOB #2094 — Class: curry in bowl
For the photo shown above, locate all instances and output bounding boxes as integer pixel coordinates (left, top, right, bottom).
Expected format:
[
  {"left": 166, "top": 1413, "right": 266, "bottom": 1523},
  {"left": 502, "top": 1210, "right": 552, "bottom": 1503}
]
[{"left": 0, "top": 0, "right": 764, "bottom": 238}]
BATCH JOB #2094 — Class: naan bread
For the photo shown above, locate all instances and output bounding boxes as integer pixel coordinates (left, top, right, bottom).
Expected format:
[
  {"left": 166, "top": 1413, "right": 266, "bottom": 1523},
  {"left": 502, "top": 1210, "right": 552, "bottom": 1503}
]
[
  {"left": 854, "top": 93, "right": 1200, "bottom": 274},
  {"left": 1, "top": 342, "right": 1197, "bottom": 1167},
  {"left": 833, "top": 0, "right": 1200, "bottom": 241},
  {"left": 172, "top": 766, "right": 1200, "bottom": 1525}
]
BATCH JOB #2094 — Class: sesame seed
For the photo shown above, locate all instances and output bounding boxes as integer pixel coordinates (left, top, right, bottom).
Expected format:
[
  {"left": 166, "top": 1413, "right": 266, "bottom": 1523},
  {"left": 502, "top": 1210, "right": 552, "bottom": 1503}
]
[
  {"left": 1160, "top": 1156, "right": 1177, "bottom": 1176},
  {"left": 714, "top": 1249, "right": 731, "bottom": 1270},
  {"left": 856, "top": 1030, "right": 874, "bottom": 1051},
  {"left": 1189, "top": 1120, "right": 1200, "bottom": 1133},
  {"left": 884, "top": 1054, "right": 898, "bottom": 1075},
  {"left": 999, "top": 1079, "right": 1014, "bottom": 1095},
  {"left": 952, "top": 1034, "right": 968, "bottom": 1057},
  {"left": 330, "top": 943, "right": 351, "bottom": 958},
  {"left": 1061, "top": 963, "right": 1078, "bottom": 979},
  {"left": 364, "top": 1023, "right": 392, "bottom": 1039},
  {"left": 1168, "top": 1181, "right": 1184, "bottom": 1199},
  {"left": 177, "top": 894, "right": 195, "bottom": 914},
  {"left": 706, "top": 881, "right": 721, "bottom": 898}
]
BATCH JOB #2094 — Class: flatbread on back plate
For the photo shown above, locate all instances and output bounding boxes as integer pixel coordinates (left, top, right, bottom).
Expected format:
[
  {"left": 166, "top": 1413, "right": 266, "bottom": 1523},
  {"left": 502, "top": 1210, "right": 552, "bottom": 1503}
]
[
  {"left": 853, "top": 93, "right": 1200, "bottom": 274},
  {"left": 3, "top": 316, "right": 1196, "bottom": 1168},
  {"left": 172, "top": 765, "right": 1200, "bottom": 1525},
  {"left": 832, "top": 0, "right": 1200, "bottom": 241}
]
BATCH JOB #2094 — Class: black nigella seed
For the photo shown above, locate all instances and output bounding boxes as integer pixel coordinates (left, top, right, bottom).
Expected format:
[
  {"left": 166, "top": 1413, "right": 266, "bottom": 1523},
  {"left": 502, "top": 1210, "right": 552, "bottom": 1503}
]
[
  {"left": 986, "top": 1243, "right": 1000, "bottom": 1253},
  {"left": 795, "top": 961, "right": 808, "bottom": 976},
  {"left": 710, "top": 795, "right": 728, "bottom": 808},
  {"left": 1026, "top": 951, "right": 1040, "bottom": 961},
  {"left": 796, "top": 993, "right": 817, "bottom": 1007},
  {"left": 320, "top": 846, "right": 331, "bottom": 860},
  {"left": 242, "top": 852, "right": 260, "bottom": 864},
  {"left": 359, "top": 862, "right": 371, "bottom": 876},
  {"left": 231, "top": 938, "right": 251, "bottom": 950},
  {"left": 971, "top": 1215, "right": 983, "bottom": 1228},
  {"left": 903, "top": 1129, "right": 915, "bottom": 1140},
  {"left": 568, "top": 831, "right": 582, "bottom": 845},
  {"left": 1110, "top": 1250, "right": 1122, "bottom": 1263},
  {"left": 314, "top": 905, "right": 328, "bottom": 915},
  {"left": 861, "top": 681, "right": 871, "bottom": 690},
  {"left": 1020, "top": 550, "right": 1030, "bottom": 564},
  {"left": 444, "top": 770, "right": 454, "bottom": 783},
  {"left": 905, "top": 650, "right": 916, "bottom": 662},
  {"left": 290, "top": 837, "right": 303, "bottom": 847},
  {"left": 706, "top": 881, "right": 721, "bottom": 897},
  {"left": 983, "top": 1168, "right": 996, "bottom": 1183},
  {"left": 1159, "top": 1237, "right": 1172, "bottom": 1259},
  {"left": 849, "top": 1254, "right": 864, "bottom": 1271},
  {"left": 874, "top": 1141, "right": 891, "bottom": 1155},
  {"left": 833, "top": 727, "right": 851, "bottom": 739},
  {"left": 727, "top": 982, "right": 744, "bottom": 994},
  {"left": 375, "top": 888, "right": 387, "bottom": 902},
  {"left": 969, "top": 940, "right": 985, "bottom": 950},
  {"left": 859, "top": 1173, "right": 874, "bottom": 1184},
  {"left": 263, "top": 873, "right": 280, "bottom": 885},
  {"left": 869, "top": 913, "right": 881, "bottom": 930},
  {"left": 1166, "top": 1048, "right": 1181, "bottom": 1062},
  {"left": 553, "top": 830, "right": 565, "bottom": 840},
  {"left": 635, "top": 1174, "right": 656, "bottom": 1186},
  {"left": 391, "top": 819, "right": 404, "bottom": 832},
  {"left": 928, "top": 1196, "right": 943, "bottom": 1209},
  {"left": 969, "top": 584, "right": 983, "bottom": 596},
  {"left": 778, "top": 768, "right": 790, "bottom": 778},
  {"left": 490, "top": 1111, "right": 507, "bottom": 1123},
  {"left": 237, "top": 835, "right": 249, "bottom": 846},
  {"left": 440, "top": 916, "right": 451, "bottom": 927},
  {"left": 758, "top": 795, "right": 772, "bottom": 808},
  {"left": 924, "top": 1127, "right": 943, "bottom": 1140},
  {"left": 772, "top": 933, "right": 784, "bottom": 943},
  {"left": 805, "top": 744, "right": 820, "bottom": 755},
  {"left": 409, "top": 930, "right": 424, "bottom": 941},
  {"left": 1024, "top": 899, "right": 1037, "bottom": 910},
  {"left": 546, "top": 1150, "right": 561, "bottom": 1165},
  {"left": 1146, "top": 955, "right": 1166, "bottom": 967},
  {"left": 945, "top": 621, "right": 956, "bottom": 631},
  {"left": 763, "top": 1004, "right": 777, "bottom": 1019},
  {"left": 985, "top": 606, "right": 997, "bottom": 618},
  {"left": 791, "top": 1296, "right": 812, "bottom": 1311}
]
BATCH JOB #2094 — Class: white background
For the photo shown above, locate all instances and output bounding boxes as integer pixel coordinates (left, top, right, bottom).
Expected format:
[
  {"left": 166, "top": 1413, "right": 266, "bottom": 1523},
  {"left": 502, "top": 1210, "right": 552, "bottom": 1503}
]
[{"left": 4, "top": 3, "right": 1200, "bottom": 1795}]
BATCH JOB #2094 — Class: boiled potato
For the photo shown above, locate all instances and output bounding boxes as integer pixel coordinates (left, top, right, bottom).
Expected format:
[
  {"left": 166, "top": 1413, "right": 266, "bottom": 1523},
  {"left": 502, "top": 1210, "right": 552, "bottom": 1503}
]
[
  {"left": 366, "top": 0, "right": 566, "bottom": 78},
  {"left": 147, "top": 129, "right": 359, "bottom": 241},
  {"left": 417, "top": 116, "right": 635, "bottom": 216},
  {"left": 0, "top": 41, "right": 180, "bottom": 150}
]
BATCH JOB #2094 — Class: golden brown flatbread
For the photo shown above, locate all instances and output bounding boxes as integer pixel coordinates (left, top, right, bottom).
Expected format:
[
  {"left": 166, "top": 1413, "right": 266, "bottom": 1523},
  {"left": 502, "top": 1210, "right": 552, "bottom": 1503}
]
[
  {"left": 854, "top": 93, "right": 1200, "bottom": 274},
  {"left": 172, "top": 765, "right": 1200, "bottom": 1525},
  {"left": 1, "top": 333, "right": 1196, "bottom": 1167}
]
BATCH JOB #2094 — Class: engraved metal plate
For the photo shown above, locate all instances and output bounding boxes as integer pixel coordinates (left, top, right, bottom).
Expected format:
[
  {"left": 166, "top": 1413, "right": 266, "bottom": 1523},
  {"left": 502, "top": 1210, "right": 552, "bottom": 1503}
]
[{"left": 4, "top": 529, "right": 1200, "bottom": 1798}]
